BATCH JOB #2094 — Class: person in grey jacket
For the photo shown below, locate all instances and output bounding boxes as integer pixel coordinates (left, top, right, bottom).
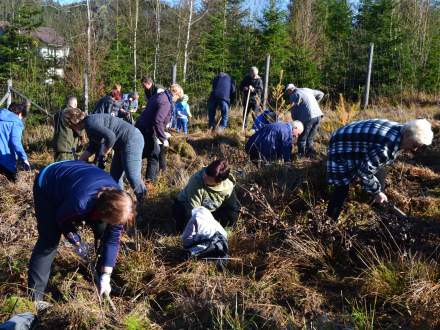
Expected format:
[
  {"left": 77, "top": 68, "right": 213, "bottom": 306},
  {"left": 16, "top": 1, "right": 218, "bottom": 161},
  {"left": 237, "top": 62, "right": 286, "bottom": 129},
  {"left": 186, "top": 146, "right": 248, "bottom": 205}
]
[
  {"left": 286, "top": 84, "right": 324, "bottom": 157},
  {"left": 64, "top": 109, "right": 146, "bottom": 202}
]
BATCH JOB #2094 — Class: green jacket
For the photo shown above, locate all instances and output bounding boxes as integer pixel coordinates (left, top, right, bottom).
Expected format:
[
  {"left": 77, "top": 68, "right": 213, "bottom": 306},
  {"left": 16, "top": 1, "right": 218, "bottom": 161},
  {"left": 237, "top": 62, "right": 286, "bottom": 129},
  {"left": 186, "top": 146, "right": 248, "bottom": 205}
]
[
  {"left": 52, "top": 107, "right": 80, "bottom": 153},
  {"left": 177, "top": 168, "right": 236, "bottom": 213}
]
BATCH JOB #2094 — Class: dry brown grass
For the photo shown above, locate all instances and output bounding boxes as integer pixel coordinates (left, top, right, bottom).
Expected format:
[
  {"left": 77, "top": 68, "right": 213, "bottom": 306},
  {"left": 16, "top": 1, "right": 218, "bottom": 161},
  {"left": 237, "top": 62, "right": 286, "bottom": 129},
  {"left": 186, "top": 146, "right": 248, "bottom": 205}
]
[{"left": 0, "top": 103, "right": 439, "bottom": 329}]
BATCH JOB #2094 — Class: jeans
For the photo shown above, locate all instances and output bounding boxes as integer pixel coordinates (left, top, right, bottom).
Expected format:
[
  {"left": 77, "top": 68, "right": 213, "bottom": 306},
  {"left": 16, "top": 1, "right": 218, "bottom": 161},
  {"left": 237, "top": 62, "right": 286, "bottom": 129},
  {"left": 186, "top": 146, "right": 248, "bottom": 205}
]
[
  {"left": 326, "top": 167, "right": 387, "bottom": 221},
  {"left": 297, "top": 116, "right": 321, "bottom": 156},
  {"left": 208, "top": 98, "right": 229, "bottom": 129},
  {"left": 177, "top": 117, "right": 189, "bottom": 135},
  {"left": 110, "top": 130, "right": 146, "bottom": 200}
]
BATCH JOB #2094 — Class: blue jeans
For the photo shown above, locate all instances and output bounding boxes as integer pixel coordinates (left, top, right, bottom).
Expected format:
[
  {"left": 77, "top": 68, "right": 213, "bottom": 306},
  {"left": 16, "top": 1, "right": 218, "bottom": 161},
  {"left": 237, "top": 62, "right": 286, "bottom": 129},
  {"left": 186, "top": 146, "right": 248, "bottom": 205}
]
[
  {"left": 110, "top": 129, "right": 146, "bottom": 200},
  {"left": 208, "top": 98, "right": 229, "bottom": 129},
  {"left": 177, "top": 117, "right": 189, "bottom": 135}
]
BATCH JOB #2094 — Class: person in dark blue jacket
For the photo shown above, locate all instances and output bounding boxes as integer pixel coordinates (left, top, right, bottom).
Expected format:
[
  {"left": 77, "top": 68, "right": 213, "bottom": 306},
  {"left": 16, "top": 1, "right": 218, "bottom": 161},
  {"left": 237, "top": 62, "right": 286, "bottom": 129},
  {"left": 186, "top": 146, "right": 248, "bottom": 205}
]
[
  {"left": 251, "top": 109, "right": 278, "bottom": 134},
  {"left": 0, "top": 103, "right": 31, "bottom": 181},
  {"left": 28, "top": 161, "right": 135, "bottom": 302},
  {"left": 245, "top": 121, "right": 304, "bottom": 163},
  {"left": 208, "top": 72, "right": 236, "bottom": 131}
]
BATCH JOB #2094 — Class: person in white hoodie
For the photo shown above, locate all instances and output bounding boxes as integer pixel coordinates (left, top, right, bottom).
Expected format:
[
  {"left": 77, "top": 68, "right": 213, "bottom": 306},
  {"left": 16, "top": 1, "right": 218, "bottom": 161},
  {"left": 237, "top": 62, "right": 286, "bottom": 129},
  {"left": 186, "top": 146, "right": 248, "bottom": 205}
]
[{"left": 181, "top": 207, "right": 228, "bottom": 259}]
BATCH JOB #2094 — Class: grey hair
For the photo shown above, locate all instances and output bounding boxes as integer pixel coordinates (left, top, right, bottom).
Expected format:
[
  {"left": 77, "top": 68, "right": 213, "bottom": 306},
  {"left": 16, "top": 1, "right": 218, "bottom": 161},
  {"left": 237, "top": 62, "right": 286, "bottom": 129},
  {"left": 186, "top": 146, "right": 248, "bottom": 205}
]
[
  {"left": 250, "top": 66, "right": 258, "bottom": 75},
  {"left": 401, "top": 119, "right": 433, "bottom": 146},
  {"left": 292, "top": 120, "right": 304, "bottom": 132}
]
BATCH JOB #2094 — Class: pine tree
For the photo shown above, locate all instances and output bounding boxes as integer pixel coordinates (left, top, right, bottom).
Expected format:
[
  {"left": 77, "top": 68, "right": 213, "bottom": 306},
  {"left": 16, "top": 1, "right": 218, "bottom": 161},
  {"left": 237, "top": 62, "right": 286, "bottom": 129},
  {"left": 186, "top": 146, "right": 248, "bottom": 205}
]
[
  {"left": 257, "top": 0, "right": 291, "bottom": 85},
  {"left": 0, "top": 4, "right": 42, "bottom": 81}
]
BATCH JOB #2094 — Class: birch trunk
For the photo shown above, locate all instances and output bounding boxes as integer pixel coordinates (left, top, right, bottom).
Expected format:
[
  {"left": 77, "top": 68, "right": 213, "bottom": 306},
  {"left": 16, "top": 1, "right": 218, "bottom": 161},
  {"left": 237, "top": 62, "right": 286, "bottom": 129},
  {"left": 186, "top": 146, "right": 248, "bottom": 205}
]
[
  {"left": 85, "top": 0, "right": 91, "bottom": 114},
  {"left": 134, "top": 0, "right": 139, "bottom": 91},
  {"left": 153, "top": 0, "right": 161, "bottom": 81},
  {"left": 183, "top": 0, "right": 193, "bottom": 83}
]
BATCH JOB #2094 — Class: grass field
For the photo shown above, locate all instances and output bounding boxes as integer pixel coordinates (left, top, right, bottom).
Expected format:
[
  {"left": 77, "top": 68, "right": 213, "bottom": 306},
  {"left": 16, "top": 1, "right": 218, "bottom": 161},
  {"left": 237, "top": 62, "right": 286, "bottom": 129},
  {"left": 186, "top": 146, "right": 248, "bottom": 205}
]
[{"left": 0, "top": 101, "right": 439, "bottom": 329}]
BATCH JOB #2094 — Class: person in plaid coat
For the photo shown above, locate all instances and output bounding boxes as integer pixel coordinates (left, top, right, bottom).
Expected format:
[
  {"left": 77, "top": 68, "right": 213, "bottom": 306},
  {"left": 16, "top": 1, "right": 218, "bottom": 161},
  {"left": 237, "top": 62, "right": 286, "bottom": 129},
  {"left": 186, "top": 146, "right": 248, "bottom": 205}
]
[{"left": 326, "top": 118, "right": 433, "bottom": 221}]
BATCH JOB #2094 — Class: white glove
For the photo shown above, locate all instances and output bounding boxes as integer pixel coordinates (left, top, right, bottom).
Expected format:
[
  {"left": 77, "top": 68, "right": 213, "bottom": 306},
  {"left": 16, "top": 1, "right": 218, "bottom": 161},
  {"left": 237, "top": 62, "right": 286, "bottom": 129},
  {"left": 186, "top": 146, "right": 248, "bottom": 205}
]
[
  {"left": 99, "top": 273, "right": 111, "bottom": 296},
  {"left": 163, "top": 139, "right": 169, "bottom": 148},
  {"left": 374, "top": 192, "right": 388, "bottom": 204},
  {"left": 164, "top": 132, "right": 172, "bottom": 139},
  {"left": 249, "top": 85, "right": 255, "bottom": 92}
]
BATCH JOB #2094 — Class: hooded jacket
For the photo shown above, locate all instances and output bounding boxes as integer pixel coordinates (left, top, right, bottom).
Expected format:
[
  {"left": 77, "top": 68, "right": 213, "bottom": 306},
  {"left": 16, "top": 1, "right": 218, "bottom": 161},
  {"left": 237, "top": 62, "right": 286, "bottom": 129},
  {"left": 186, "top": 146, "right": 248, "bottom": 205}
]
[
  {"left": 0, "top": 108, "right": 28, "bottom": 173},
  {"left": 177, "top": 167, "right": 236, "bottom": 214}
]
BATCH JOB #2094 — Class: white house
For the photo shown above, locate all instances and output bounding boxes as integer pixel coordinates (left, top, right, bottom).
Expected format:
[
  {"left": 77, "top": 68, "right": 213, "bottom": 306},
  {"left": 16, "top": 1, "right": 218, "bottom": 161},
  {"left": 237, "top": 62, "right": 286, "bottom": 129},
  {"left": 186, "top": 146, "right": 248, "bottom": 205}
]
[{"left": 0, "top": 23, "right": 69, "bottom": 84}]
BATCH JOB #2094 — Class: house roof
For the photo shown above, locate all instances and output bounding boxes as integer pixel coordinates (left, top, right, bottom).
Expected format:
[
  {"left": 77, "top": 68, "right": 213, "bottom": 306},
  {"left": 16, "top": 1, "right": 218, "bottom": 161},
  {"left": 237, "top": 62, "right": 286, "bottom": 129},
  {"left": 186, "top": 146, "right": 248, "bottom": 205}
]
[{"left": 31, "top": 27, "right": 66, "bottom": 47}]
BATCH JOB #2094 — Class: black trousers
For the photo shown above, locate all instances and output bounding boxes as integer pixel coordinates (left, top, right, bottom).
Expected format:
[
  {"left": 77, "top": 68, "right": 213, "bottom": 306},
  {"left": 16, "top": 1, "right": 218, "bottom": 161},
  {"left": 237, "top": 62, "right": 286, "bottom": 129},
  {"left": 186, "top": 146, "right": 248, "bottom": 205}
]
[
  {"left": 142, "top": 132, "right": 161, "bottom": 182},
  {"left": 0, "top": 164, "right": 17, "bottom": 182},
  {"left": 326, "top": 168, "right": 388, "bottom": 221},
  {"left": 173, "top": 190, "right": 240, "bottom": 233}
]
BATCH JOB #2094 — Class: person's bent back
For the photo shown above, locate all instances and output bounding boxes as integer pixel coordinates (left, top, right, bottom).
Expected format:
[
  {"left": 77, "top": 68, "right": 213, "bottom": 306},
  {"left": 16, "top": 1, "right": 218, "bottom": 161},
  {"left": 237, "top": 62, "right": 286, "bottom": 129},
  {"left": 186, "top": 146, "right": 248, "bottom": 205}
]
[
  {"left": 245, "top": 121, "right": 304, "bottom": 163},
  {"left": 0, "top": 103, "right": 30, "bottom": 181}
]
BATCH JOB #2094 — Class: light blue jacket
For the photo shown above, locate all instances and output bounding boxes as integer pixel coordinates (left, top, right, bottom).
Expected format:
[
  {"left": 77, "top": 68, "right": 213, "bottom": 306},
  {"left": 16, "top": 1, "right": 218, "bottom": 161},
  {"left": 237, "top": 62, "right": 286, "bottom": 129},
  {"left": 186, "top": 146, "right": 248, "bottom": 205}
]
[{"left": 0, "top": 108, "right": 27, "bottom": 173}]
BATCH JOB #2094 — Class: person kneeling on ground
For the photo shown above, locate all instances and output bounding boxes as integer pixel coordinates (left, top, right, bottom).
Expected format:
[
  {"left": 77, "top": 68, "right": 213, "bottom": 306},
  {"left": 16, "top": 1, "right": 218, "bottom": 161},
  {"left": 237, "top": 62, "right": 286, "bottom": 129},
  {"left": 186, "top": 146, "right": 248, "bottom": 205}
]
[
  {"left": 28, "top": 160, "right": 135, "bottom": 303},
  {"left": 181, "top": 207, "right": 228, "bottom": 259},
  {"left": 173, "top": 159, "right": 240, "bottom": 232},
  {"left": 0, "top": 102, "right": 31, "bottom": 181},
  {"left": 245, "top": 121, "right": 304, "bottom": 163},
  {"left": 326, "top": 118, "right": 433, "bottom": 222}
]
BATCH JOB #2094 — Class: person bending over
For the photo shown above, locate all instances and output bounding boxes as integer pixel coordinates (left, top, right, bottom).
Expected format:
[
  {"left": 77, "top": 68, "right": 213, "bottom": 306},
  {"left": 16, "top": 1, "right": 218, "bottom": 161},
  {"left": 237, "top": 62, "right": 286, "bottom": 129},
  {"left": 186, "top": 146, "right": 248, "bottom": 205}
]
[
  {"left": 245, "top": 121, "right": 304, "bottom": 163},
  {"left": 64, "top": 109, "right": 146, "bottom": 203},
  {"left": 28, "top": 160, "right": 135, "bottom": 302},
  {"left": 0, "top": 102, "right": 31, "bottom": 181},
  {"left": 326, "top": 118, "right": 433, "bottom": 222}
]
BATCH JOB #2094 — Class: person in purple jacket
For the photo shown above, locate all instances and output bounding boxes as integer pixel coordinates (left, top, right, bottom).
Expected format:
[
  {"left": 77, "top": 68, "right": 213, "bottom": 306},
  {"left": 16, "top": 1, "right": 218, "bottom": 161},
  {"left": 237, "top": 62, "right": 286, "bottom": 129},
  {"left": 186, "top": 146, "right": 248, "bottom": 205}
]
[
  {"left": 28, "top": 161, "right": 135, "bottom": 302},
  {"left": 136, "top": 84, "right": 183, "bottom": 182}
]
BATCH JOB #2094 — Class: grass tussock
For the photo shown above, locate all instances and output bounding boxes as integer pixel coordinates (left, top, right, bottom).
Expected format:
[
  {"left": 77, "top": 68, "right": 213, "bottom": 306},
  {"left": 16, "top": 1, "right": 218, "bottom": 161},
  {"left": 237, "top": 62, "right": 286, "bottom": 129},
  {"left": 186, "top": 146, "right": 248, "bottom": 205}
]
[{"left": 0, "top": 104, "right": 439, "bottom": 328}]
